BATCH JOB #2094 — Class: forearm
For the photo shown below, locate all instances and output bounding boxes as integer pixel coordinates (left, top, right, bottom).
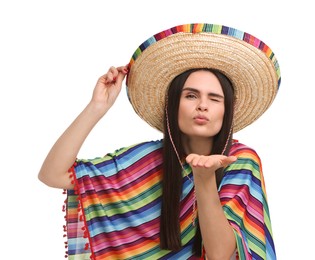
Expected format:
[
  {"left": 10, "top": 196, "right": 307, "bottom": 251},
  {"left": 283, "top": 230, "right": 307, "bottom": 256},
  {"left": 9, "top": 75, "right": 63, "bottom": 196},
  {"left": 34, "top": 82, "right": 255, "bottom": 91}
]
[
  {"left": 194, "top": 175, "right": 236, "bottom": 259},
  {"left": 38, "top": 101, "right": 109, "bottom": 189},
  {"left": 38, "top": 66, "right": 128, "bottom": 189}
]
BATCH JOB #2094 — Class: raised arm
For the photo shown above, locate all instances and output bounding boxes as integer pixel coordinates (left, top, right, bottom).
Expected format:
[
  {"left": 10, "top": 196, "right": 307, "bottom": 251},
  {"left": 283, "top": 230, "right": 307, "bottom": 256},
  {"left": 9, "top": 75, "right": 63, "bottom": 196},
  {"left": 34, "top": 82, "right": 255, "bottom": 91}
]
[{"left": 38, "top": 65, "right": 128, "bottom": 189}]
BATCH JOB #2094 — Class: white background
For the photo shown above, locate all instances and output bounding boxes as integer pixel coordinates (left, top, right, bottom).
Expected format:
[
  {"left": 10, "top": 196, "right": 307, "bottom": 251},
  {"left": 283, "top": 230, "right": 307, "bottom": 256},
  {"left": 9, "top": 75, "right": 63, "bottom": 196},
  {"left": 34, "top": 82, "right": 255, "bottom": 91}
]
[{"left": 1, "top": 0, "right": 314, "bottom": 259}]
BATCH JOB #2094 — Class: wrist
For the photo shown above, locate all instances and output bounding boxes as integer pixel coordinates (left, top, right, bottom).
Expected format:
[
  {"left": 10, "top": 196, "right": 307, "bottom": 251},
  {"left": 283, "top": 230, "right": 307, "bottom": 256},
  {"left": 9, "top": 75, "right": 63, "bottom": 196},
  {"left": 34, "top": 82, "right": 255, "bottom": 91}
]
[{"left": 85, "top": 101, "right": 110, "bottom": 119}]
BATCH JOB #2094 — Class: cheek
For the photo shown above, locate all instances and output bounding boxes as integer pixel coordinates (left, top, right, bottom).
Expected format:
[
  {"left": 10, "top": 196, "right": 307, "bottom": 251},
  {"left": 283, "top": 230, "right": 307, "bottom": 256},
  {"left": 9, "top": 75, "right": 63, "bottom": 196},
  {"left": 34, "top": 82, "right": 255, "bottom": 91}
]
[
  {"left": 215, "top": 106, "right": 225, "bottom": 125},
  {"left": 178, "top": 99, "right": 193, "bottom": 115},
  {"left": 178, "top": 103, "right": 190, "bottom": 128},
  {"left": 178, "top": 107, "right": 185, "bottom": 127},
  {"left": 209, "top": 104, "right": 225, "bottom": 125},
  {"left": 218, "top": 106, "right": 225, "bottom": 119}
]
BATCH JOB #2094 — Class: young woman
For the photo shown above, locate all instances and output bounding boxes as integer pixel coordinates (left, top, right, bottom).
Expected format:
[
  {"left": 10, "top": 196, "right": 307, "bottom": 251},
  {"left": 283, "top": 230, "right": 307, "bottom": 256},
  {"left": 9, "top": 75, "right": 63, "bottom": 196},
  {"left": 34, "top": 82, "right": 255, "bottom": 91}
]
[{"left": 39, "top": 23, "right": 280, "bottom": 259}]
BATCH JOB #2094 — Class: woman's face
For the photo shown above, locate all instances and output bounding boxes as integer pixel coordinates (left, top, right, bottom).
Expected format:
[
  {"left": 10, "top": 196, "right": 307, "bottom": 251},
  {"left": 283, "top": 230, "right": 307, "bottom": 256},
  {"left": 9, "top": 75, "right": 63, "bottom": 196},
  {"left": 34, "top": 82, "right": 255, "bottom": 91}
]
[{"left": 178, "top": 70, "right": 225, "bottom": 139}]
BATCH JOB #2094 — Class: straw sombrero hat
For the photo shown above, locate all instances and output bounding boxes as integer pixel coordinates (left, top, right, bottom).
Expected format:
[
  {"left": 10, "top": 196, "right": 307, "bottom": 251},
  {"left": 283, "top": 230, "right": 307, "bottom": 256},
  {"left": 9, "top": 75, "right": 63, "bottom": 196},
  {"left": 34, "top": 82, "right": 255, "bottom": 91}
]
[{"left": 126, "top": 23, "right": 281, "bottom": 133}]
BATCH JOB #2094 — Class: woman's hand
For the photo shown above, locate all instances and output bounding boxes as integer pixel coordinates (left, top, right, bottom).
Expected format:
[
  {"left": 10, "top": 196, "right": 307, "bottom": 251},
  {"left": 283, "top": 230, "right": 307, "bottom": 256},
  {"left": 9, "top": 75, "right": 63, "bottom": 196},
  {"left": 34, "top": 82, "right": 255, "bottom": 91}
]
[
  {"left": 91, "top": 65, "right": 129, "bottom": 111},
  {"left": 186, "top": 154, "right": 237, "bottom": 180}
]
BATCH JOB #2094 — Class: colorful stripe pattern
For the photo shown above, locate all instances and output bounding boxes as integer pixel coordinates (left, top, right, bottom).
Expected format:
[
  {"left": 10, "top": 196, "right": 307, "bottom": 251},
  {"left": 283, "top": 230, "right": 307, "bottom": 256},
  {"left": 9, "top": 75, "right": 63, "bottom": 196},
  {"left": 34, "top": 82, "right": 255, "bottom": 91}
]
[
  {"left": 128, "top": 23, "right": 281, "bottom": 88},
  {"left": 65, "top": 140, "right": 276, "bottom": 259},
  {"left": 219, "top": 143, "right": 276, "bottom": 259}
]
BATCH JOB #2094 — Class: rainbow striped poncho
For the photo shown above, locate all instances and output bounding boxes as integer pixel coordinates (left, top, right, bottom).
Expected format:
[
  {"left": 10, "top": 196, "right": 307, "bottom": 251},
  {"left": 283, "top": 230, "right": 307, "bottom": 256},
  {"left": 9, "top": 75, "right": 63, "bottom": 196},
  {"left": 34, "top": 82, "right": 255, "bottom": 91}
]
[{"left": 65, "top": 140, "right": 276, "bottom": 259}]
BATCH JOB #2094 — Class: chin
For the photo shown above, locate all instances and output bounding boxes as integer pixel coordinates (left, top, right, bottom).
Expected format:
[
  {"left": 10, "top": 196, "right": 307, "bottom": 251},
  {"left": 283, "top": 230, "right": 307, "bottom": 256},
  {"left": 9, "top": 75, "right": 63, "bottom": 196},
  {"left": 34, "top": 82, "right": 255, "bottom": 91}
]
[
  {"left": 180, "top": 126, "right": 220, "bottom": 138},
  {"left": 185, "top": 131, "right": 214, "bottom": 139}
]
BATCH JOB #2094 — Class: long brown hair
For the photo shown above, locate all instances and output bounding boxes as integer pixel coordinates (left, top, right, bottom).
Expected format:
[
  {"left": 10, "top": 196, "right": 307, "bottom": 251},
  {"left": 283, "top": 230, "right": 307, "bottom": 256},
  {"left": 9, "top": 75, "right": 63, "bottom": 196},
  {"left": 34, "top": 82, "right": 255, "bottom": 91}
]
[{"left": 159, "top": 68, "right": 235, "bottom": 256}]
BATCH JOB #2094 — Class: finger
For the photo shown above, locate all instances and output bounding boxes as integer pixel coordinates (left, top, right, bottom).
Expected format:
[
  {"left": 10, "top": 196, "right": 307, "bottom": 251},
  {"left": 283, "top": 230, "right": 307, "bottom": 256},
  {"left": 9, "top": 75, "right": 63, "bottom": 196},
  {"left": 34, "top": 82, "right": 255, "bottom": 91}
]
[
  {"left": 203, "top": 157, "right": 216, "bottom": 168},
  {"left": 223, "top": 155, "right": 237, "bottom": 163},
  {"left": 185, "top": 153, "right": 197, "bottom": 164},
  {"left": 190, "top": 156, "right": 204, "bottom": 167},
  {"left": 196, "top": 155, "right": 226, "bottom": 168},
  {"left": 227, "top": 155, "right": 238, "bottom": 163},
  {"left": 108, "top": 66, "right": 118, "bottom": 75},
  {"left": 115, "top": 65, "right": 129, "bottom": 83},
  {"left": 221, "top": 156, "right": 238, "bottom": 168},
  {"left": 186, "top": 154, "right": 208, "bottom": 167},
  {"left": 110, "top": 65, "right": 128, "bottom": 77},
  {"left": 108, "top": 66, "right": 119, "bottom": 81},
  {"left": 102, "top": 66, "right": 118, "bottom": 84},
  {"left": 195, "top": 155, "right": 209, "bottom": 167},
  {"left": 117, "top": 65, "right": 129, "bottom": 74}
]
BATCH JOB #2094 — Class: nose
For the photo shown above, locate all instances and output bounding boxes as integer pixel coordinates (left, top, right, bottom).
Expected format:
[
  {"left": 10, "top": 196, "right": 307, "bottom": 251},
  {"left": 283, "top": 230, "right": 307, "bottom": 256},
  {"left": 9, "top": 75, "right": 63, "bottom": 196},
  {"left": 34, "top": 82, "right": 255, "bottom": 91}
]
[{"left": 197, "top": 100, "right": 208, "bottom": 111}]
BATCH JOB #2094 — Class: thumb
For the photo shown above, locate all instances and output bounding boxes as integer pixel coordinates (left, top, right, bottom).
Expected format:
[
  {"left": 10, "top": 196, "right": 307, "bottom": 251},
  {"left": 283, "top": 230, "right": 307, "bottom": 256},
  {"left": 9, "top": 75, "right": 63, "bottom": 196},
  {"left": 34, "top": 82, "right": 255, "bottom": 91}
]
[
  {"left": 222, "top": 156, "right": 238, "bottom": 167},
  {"left": 115, "top": 65, "right": 128, "bottom": 84}
]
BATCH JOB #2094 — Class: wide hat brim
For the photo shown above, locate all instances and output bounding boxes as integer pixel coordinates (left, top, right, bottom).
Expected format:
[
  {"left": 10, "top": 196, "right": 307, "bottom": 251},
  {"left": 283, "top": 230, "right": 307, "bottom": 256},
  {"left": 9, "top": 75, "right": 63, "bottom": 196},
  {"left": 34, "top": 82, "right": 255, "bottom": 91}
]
[{"left": 126, "top": 23, "right": 281, "bottom": 133}]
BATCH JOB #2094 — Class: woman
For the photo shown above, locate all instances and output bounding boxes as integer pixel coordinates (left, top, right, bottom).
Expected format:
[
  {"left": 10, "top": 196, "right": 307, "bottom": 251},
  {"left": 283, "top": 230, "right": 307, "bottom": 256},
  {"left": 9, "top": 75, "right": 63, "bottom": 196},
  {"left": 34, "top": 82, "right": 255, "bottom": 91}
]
[{"left": 39, "top": 23, "right": 280, "bottom": 259}]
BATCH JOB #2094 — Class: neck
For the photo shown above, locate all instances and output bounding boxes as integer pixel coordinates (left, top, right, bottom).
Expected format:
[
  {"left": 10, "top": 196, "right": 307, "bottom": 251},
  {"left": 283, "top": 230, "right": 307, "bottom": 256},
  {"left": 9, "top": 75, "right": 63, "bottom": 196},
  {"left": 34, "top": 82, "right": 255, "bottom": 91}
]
[{"left": 182, "top": 135, "right": 213, "bottom": 155}]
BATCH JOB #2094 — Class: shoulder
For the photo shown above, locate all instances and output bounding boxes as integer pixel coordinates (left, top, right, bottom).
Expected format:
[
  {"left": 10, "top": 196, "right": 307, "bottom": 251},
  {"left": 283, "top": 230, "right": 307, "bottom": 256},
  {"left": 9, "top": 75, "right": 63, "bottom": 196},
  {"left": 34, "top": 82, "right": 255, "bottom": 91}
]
[
  {"left": 229, "top": 140, "right": 261, "bottom": 163},
  {"left": 114, "top": 139, "right": 163, "bottom": 157},
  {"left": 226, "top": 140, "right": 263, "bottom": 176},
  {"left": 133, "top": 139, "right": 163, "bottom": 150},
  {"left": 77, "top": 139, "right": 163, "bottom": 164},
  {"left": 220, "top": 141, "right": 265, "bottom": 192},
  {"left": 76, "top": 140, "right": 164, "bottom": 176}
]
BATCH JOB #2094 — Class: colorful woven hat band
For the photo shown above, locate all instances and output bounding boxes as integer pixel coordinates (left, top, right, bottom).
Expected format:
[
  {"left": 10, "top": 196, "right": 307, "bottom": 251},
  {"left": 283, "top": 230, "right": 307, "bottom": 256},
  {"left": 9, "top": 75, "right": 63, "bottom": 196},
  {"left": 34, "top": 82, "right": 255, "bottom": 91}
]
[{"left": 126, "top": 23, "right": 281, "bottom": 133}]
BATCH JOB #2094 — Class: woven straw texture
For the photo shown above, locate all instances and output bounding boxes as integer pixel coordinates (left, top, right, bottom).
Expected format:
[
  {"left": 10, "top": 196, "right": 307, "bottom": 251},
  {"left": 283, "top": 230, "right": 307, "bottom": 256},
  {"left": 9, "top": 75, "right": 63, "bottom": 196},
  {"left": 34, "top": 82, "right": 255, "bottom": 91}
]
[{"left": 126, "top": 24, "right": 281, "bottom": 133}]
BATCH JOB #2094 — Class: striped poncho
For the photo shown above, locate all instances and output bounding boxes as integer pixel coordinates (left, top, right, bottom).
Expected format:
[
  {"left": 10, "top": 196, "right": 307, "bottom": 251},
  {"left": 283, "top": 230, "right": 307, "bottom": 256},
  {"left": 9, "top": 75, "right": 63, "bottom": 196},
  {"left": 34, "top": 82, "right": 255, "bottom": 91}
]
[{"left": 65, "top": 140, "right": 276, "bottom": 259}]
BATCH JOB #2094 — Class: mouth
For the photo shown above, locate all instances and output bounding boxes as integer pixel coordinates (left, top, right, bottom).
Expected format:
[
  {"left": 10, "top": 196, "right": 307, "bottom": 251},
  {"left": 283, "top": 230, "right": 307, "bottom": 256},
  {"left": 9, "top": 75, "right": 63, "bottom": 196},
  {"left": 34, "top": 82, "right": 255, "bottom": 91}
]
[{"left": 193, "top": 115, "right": 209, "bottom": 124}]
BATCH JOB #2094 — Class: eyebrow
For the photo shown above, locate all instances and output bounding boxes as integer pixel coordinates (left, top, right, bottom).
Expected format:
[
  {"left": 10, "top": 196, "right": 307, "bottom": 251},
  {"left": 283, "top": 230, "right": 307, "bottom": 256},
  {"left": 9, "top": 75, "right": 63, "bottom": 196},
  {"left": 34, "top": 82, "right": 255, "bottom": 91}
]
[{"left": 182, "top": 87, "right": 224, "bottom": 99}]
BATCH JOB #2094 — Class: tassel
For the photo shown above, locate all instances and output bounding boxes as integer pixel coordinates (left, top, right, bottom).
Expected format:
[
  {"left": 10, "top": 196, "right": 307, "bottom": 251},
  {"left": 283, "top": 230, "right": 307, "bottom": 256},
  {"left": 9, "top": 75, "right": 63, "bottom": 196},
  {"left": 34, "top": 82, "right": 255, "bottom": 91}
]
[{"left": 63, "top": 161, "right": 78, "bottom": 259}]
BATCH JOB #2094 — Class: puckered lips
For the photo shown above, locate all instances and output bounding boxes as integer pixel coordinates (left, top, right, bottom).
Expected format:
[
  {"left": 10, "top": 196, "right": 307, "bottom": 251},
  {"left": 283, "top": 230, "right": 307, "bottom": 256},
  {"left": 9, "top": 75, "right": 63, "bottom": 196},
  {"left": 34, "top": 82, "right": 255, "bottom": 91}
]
[{"left": 193, "top": 114, "right": 209, "bottom": 125}]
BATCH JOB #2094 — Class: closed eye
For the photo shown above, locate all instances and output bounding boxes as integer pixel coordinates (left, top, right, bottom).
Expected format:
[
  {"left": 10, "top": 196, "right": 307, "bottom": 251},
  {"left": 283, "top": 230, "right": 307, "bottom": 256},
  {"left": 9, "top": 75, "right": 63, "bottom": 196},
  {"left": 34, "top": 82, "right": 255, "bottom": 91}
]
[{"left": 210, "top": 97, "right": 221, "bottom": 102}]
